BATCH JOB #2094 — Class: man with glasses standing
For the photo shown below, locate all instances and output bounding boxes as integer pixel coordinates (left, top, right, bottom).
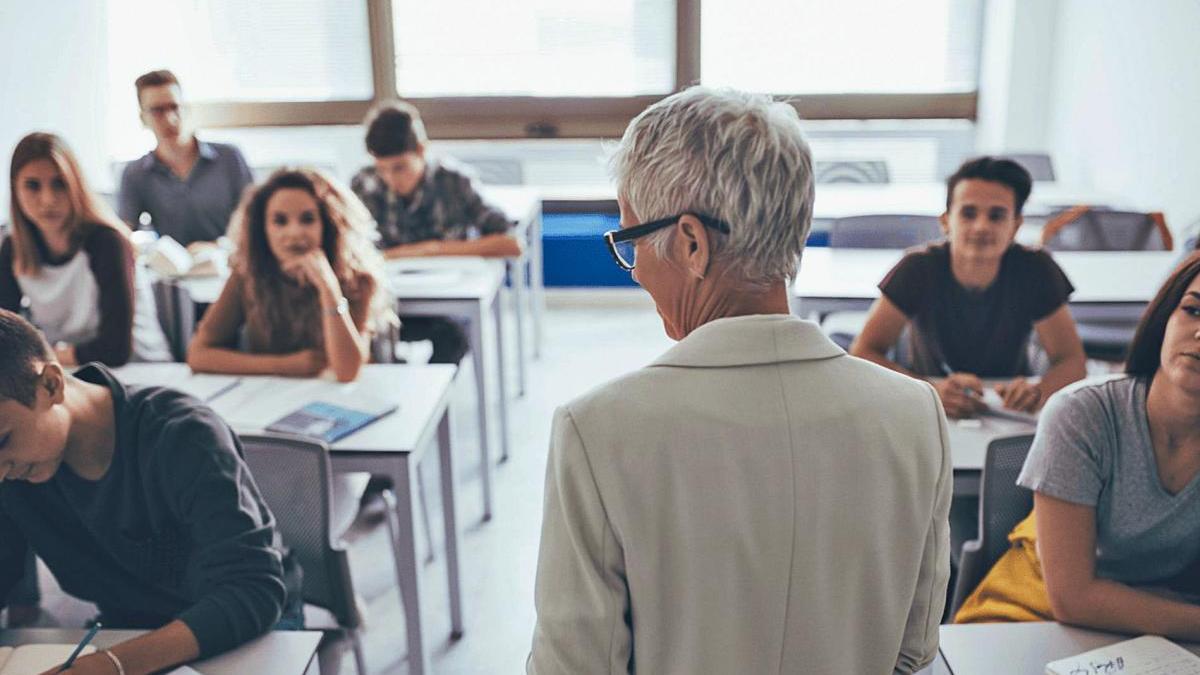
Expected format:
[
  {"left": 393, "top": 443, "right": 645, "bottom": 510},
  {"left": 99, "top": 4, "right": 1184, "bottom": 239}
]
[{"left": 117, "top": 69, "right": 254, "bottom": 247}]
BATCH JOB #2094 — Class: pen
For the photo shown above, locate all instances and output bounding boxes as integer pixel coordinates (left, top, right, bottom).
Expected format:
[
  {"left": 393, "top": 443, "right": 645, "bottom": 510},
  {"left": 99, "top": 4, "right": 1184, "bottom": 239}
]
[
  {"left": 58, "top": 621, "right": 102, "bottom": 672},
  {"left": 939, "top": 360, "right": 980, "bottom": 398}
]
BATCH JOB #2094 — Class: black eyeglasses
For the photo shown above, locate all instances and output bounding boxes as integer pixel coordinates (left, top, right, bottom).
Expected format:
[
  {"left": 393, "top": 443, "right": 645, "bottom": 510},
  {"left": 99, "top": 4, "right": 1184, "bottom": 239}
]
[{"left": 603, "top": 213, "right": 731, "bottom": 271}]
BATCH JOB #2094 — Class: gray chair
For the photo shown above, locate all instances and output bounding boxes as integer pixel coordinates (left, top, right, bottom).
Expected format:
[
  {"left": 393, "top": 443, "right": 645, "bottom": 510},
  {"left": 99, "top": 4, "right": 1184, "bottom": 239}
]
[
  {"left": 1043, "top": 208, "right": 1172, "bottom": 361},
  {"left": 240, "top": 433, "right": 414, "bottom": 675},
  {"left": 949, "top": 434, "right": 1036, "bottom": 618},
  {"left": 822, "top": 214, "right": 942, "bottom": 350},
  {"left": 1043, "top": 208, "right": 1172, "bottom": 252},
  {"left": 997, "top": 153, "right": 1056, "bottom": 182},
  {"left": 814, "top": 159, "right": 890, "bottom": 184},
  {"left": 828, "top": 214, "right": 942, "bottom": 249}
]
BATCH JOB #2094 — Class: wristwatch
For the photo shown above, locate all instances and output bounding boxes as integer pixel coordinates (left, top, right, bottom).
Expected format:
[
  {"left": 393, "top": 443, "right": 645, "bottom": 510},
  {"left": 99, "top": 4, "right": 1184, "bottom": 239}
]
[{"left": 324, "top": 297, "right": 349, "bottom": 317}]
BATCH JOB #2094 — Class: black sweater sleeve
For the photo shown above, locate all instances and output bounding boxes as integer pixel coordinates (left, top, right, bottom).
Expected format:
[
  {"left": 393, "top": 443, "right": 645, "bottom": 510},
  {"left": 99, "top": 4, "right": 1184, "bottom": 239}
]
[
  {"left": 75, "top": 226, "right": 136, "bottom": 365},
  {"left": 0, "top": 497, "right": 29, "bottom": 609},
  {"left": 157, "top": 409, "right": 286, "bottom": 657},
  {"left": 0, "top": 238, "right": 22, "bottom": 311}
]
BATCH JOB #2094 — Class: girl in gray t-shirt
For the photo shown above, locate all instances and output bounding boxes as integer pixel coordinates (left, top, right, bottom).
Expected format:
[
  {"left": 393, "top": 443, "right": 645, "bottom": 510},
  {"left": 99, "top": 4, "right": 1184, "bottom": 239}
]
[{"left": 1017, "top": 252, "right": 1200, "bottom": 642}]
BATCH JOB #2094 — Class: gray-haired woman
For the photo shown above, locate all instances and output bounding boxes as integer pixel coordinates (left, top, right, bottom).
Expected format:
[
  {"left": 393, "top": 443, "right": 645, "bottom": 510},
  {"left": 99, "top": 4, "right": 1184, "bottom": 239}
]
[{"left": 529, "top": 87, "right": 953, "bottom": 675}]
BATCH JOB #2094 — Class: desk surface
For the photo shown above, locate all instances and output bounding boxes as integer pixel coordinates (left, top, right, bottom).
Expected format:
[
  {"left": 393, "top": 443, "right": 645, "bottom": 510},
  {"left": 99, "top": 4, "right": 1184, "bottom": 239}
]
[
  {"left": 938, "top": 622, "right": 1200, "bottom": 674},
  {"left": 947, "top": 414, "right": 1036, "bottom": 472},
  {"left": 482, "top": 185, "right": 541, "bottom": 223},
  {"left": 794, "top": 248, "right": 1177, "bottom": 304},
  {"left": 0, "top": 629, "right": 321, "bottom": 675},
  {"left": 386, "top": 256, "right": 505, "bottom": 300},
  {"left": 540, "top": 182, "right": 1133, "bottom": 219},
  {"left": 113, "top": 363, "right": 457, "bottom": 454}
]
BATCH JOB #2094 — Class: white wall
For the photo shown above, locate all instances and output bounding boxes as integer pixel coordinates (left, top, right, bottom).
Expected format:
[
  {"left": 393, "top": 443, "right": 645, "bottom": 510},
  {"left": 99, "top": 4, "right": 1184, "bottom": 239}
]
[
  {"left": 975, "top": 0, "right": 1060, "bottom": 154},
  {"left": 1044, "top": 0, "right": 1200, "bottom": 237},
  {"left": 0, "top": 1, "right": 111, "bottom": 210}
]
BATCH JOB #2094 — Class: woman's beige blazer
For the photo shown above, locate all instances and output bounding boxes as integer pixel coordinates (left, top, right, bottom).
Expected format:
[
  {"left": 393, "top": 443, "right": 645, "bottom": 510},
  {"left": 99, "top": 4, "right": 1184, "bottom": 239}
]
[{"left": 530, "top": 314, "right": 952, "bottom": 674}]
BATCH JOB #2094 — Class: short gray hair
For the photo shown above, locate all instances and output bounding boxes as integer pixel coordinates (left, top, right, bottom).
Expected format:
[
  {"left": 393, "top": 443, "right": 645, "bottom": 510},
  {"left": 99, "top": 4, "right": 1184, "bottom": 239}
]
[{"left": 611, "top": 86, "right": 814, "bottom": 285}]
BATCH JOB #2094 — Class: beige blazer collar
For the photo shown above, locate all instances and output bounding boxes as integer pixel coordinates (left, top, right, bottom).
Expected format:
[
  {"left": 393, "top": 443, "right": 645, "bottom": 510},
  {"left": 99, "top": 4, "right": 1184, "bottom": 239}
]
[{"left": 649, "top": 314, "right": 845, "bottom": 368}]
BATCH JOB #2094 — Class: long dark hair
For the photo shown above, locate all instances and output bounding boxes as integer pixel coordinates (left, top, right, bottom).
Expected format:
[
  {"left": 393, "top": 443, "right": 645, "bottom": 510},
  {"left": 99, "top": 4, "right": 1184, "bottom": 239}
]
[
  {"left": 1125, "top": 251, "right": 1200, "bottom": 378},
  {"left": 8, "top": 132, "right": 128, "bottom": 275}
]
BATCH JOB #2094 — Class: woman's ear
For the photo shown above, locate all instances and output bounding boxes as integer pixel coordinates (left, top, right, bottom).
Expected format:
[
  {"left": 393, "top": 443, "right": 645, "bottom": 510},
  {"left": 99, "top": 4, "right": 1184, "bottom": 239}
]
[{"left": 675, "top": 215, "right": 712, "bottom": 280}]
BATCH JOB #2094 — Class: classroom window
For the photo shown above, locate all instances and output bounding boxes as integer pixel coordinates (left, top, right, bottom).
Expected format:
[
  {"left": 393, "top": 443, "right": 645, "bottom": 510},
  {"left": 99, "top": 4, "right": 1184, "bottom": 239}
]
[
  {"left": 390, "top": 0, "right": 676, "bottom": 97},
  {"left": 107, "top": 0, "right": 373, "bottom": 104},
  {"left": 700, "top": 0, "right": 983, "bottom": 94}
]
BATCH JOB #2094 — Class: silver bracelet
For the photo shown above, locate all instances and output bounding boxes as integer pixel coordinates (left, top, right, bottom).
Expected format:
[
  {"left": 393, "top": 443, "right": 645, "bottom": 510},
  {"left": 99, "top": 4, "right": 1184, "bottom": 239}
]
[
  {"left": 323, "top": 296, "right": 349, "bottom": 317},
  {"left": 101, "top": 648, "right": 127, "bottom": 675}
]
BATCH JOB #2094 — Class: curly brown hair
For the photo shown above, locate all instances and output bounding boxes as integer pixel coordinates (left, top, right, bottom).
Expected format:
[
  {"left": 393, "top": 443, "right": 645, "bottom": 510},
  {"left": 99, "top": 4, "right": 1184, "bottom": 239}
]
[{"left": 227, "top": 167, "right": 395, "bottom": 339}]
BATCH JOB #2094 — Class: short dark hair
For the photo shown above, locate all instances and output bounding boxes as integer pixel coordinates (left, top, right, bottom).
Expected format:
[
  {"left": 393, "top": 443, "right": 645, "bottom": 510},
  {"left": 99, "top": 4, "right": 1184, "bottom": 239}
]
[
  {"left": 1126, "top": 252, "right": 1200, "bottom": 378},
  {"left": 945, "top": 156, "right": 1034, "bottom": 216},
  {"left": 134, "top": 69, "right": 181, "bottom": 106},
  {"left": 0, "top": 309, "right": 54, "bottom": 407},
  {"left": 364, "top": 101, "right": 427, "bottom": 158}
]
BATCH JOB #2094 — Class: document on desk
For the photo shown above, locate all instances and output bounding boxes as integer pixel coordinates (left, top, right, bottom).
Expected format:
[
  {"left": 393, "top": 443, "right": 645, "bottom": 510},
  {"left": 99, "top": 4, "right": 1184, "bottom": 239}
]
[
  {"left": 0, "top": 644, "right": 96, "bottom": 674},
  {"left": 981, "top": 389, "right": 1039, "bottom": 425},
  {"left": 1045, "top": 635, "right": 1200, "bottom": 674}
]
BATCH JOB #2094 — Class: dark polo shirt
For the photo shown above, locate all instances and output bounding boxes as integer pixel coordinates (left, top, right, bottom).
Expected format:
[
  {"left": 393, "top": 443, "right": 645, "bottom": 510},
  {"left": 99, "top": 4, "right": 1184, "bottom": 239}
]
[{"left": 117, "top": 140, "right": 254, "bottom": 246}]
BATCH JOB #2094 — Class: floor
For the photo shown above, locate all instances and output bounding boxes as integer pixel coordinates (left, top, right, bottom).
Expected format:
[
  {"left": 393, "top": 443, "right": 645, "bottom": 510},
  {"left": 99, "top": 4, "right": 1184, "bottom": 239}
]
[{"left": 21, "top": 292, "right": 676, "bottom": 674}]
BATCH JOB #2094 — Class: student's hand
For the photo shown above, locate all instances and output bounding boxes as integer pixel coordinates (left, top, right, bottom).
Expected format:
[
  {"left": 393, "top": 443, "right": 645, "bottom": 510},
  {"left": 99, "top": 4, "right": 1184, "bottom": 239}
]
[
  {"left": 933, "top": 372, "right": 985, "bottom": 419},
  {"left": 38, "top": 652, "right": 118, "bottom": 675},
  {"left": 995, "top": 377, "right": 1043, "bottom": 412},
  {"left": 278, "top": 349, "right": 327, "bottom": 377},
  {"left": 283, "top": 252, "right": 342, "bottom": 300}
]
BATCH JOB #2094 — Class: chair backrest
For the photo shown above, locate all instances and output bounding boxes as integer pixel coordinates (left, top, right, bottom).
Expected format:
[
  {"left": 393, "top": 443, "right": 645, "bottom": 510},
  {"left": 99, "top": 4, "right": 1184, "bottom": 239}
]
[
  {"left": 950, "top": 434, "right": 1036, "bottom": 617},
  {"left": 239, "top": 433, "right": 362, "bottom": 629},
  {"left": 996, "top": 153, "right": 1056, "bottom": 181},
  {"left": 829, "top": 214, "right": 943, "bottom": 249},
  {"left": 814, "top": 159, "right": 889, "bottom": 185},
  {"left": 1043, "top": 207, "right": 1173, "bottom": 251}
]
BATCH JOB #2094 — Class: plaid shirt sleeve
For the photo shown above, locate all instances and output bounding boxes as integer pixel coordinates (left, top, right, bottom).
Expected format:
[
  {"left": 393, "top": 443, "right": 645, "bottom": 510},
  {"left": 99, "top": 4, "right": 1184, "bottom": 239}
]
[{"left": 438, "top": 165, "right": 514, "bottom": 238}]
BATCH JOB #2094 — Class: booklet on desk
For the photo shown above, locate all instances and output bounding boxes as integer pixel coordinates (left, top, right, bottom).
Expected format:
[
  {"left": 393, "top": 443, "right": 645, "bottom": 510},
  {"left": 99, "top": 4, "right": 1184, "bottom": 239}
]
[
  {"left": 266, "top": 399, "right": 398, "bottom": 443},
  {"left": 1045, "top": 635, "right": 1200, "bottom": 674},
  {"left": 0, "top": 644, "right": 96, "bottom": 674}
]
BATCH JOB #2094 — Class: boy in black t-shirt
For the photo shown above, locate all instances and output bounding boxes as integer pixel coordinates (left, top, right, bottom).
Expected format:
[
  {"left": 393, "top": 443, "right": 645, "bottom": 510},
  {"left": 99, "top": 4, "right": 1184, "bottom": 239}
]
[
  {"left": 0, "top": 309, "right": 298, "bottom": 673},
  {"left": 850, "top": 157, "right": 1087, "bottom": 418}
]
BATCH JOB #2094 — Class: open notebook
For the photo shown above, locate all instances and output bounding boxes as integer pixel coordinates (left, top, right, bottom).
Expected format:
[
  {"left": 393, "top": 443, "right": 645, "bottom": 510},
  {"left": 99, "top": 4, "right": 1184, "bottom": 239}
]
[
  {"left": 0, "top": 644, "right": 95, "bottom": 675},
  {"left": 1045, "top": 635, "right": 1200, "bottom": 674}
]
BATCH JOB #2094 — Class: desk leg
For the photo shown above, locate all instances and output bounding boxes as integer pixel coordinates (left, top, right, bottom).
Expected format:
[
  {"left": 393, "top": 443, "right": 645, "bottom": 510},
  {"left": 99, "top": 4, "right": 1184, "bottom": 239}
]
[
  {"left": 469, "top": 309, "right": 494, "bottom": 521},
  {"left": 492, "top": 289, "right": 512, "bottom": 462},
  {"left": 531, "top": 210, "right": 545, "bottom": 359},
  {"left": 385, "top": 456, "right": 432, "bottom": 675},
  {"left": 511, "top": 258, "right": 529, "bottom": 397},
  {"left": 438, "top": 410, "right": 465, "bottom": 639}
]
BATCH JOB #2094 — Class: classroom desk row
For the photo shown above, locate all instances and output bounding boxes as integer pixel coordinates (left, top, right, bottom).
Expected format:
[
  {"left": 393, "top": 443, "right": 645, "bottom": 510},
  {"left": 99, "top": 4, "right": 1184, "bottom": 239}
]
[
  {"left": 792, "top": 248, "right": 1179, "bottom": 323},
  {"left": 925, "top": 622, "right": 1200, "bottom": 674},
  {"left": 541, "top": 181, "right": 1136, "bottom": 221},
  {"left": 114, "top": 363, "right": 461, "bottom": 674},
  {"left": 0, "top": 629, "right": 323, "bottom": 675}
]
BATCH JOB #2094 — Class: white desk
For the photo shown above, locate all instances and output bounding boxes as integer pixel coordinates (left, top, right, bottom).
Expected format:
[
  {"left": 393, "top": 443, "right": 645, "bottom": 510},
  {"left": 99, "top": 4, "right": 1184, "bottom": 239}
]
[
  {"left": 0, "top": 629, "right": 322, "bottom": 674},
  {"left": 112, "top": 363, "right": 461, "bottom": 675},
  {"left": 935, "top": 622, "right": 1200, "bottom": 674},
  {"left": 793, "top": 248, "right": 1178, "bottom": 323},
  {"left": 387, "top": 257, "right": 512, "bottom": 503},
  {"left": 169, "top": 257, "right": 512, "bottom": 519},
  {"left": 485, "top": 186, "right": 545, "bottom": 379}
]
